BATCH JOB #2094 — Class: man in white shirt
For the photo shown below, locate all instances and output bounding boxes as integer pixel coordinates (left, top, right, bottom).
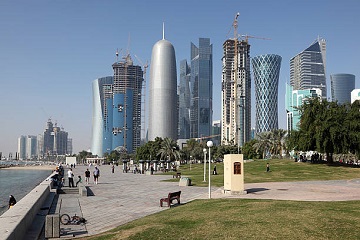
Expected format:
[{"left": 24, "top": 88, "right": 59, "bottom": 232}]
[{"left": 68, "top": 168, "right": 75, "bottom": 187}]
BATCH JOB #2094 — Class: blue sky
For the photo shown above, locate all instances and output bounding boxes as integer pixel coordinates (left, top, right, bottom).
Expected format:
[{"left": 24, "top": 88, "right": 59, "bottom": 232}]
[{"left": 1, "top": 0, "right": 359, "bottom": 156}]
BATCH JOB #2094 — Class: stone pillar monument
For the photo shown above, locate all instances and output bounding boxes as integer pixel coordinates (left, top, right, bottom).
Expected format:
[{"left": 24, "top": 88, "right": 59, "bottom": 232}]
[{"left": 223, "top": 154, "right": 247, "bottom": 195}]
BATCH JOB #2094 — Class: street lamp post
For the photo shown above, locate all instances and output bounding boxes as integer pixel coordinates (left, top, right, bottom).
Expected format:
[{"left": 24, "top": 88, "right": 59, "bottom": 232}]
[
  {"left": 203, "top": 148, "right": 207, "bottom": 182},
  {"left": 207, "top": 141, "right": 213, "bottom": 199}
]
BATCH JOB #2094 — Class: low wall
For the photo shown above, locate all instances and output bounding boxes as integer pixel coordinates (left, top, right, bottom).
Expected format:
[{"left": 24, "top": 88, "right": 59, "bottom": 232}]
[{"left": 0, "top": 174, "right": 55, "bottom": 240}]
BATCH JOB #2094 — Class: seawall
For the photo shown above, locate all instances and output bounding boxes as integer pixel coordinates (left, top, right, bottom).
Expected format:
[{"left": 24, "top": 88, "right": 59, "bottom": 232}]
[{"left": 0, "top": 173, "right": 56, "bottom": 240}]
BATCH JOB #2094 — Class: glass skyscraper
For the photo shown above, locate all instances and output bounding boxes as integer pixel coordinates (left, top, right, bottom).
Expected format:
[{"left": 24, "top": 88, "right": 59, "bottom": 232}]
[
  {"left": 178, "top": 59, "right": 191, "bottom": 139},
  {"left": 252, "top": 54, "right": 281, "bottom": 133},
  {"left": 91, "top": 54, "right": 143, "bottom": 156},
  {"left": 91, "top": 76, "right": 113, "bottom": 157},
  {"left": 190, "top": 38, "right": 213, "bottom": 139},
  {"left": 112, "top": 54, "right": 143, "bottom": 154},
  {"left": 330, "top": 73, "right": 355, "bottom": 104},
  {"left": 285, "top": 83, "right": 322, "bottom": 131},
  {"left": 290, "top": 38, "right": 327, "bottom": 97}
]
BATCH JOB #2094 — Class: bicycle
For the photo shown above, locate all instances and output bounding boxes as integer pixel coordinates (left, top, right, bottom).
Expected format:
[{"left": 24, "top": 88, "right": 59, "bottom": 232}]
[{"left": 60, "top": 213, "right": 86, "bottom": 225}]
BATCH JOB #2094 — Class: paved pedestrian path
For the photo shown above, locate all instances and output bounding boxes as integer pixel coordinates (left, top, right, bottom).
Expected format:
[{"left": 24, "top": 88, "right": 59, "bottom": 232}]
[
  {"left": 54, "top": 164, "right": 360, "bottom": 239},
  {"left": 56, "top": 165, "right": 210, "bottom": 238}
]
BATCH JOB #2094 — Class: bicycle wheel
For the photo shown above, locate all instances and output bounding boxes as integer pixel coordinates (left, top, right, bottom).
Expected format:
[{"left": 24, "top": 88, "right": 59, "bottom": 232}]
[{"left": 60, "top": 214, "right": 71, "bottom": 225}]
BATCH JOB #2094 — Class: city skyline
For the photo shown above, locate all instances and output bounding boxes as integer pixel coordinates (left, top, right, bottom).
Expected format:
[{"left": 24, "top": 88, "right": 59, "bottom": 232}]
[{"left": 1, "top": 1, "right": 360, "bottom": 156}]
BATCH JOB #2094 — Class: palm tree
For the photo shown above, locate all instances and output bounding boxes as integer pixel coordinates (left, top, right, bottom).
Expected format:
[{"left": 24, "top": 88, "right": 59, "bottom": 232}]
[
  {"left": 270, "top": 129, "right": 287, "bottom": 158},
  {"left": 253, "top": 132, "right": 272, "bottom": 159},
  {"left": 157, "top": 138, "right": 180, "bottom": 161}
]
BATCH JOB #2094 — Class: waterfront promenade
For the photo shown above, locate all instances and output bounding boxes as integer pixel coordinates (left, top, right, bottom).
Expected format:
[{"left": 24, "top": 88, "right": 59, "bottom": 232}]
[
  {"left": 49, "top": 164, "right": 360, "bottom": 239},
  {"left": 55, "top": 165, "right": 210, "bottom": 238}
]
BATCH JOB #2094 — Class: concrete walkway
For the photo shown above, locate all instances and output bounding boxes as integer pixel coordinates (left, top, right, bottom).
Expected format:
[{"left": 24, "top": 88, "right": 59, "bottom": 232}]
[{"left": 54, "top": 165, "right": 360, "bottom": 239}]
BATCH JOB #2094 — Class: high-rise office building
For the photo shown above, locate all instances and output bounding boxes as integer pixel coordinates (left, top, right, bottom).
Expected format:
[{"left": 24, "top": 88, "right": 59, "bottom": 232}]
[
  {"left": 221, "top": 39, "right": 251, "bottom": 147},
  {"left": 148, "top": 28, "right": 178, "bottom": 141},
  {"left": 178, "top": 59, "right": 191, "bottom": 139},
  {"left": 290, "top": 38, "right": 327, "bottom": 97},
  {"left": 330, "top": 73, "right": 355, "bottom": 104},
  {"left": 111, "top": 54, "right": 143, "bottom": 153},
  {"left": 190, "top": 38, "right": 213, "bottom": 139},
  {"left": 252, "top": 54, "right": 282, "bottom": 133},
  {"left": 91, "top": 76, "right": 113, "bottom": 157},
  {"left": 18, "top": 135, "right": 37, "bottom": 160},
  {"left": 17, "top": 135, "right": 26, "bottom": 160},
  {"left": 285, "top": 83, "right": 322, "bottom": 131}
]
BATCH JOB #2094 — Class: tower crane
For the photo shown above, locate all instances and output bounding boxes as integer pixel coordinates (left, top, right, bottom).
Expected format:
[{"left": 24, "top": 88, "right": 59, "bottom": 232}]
[{"left": 241, "top": 34, "right": 271, "bottom": 43}]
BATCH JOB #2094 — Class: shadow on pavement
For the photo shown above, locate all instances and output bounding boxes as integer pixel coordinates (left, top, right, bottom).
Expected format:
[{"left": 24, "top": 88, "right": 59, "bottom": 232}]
[{"left": 246, "top": 188, "right": 269, "bottom": 193}]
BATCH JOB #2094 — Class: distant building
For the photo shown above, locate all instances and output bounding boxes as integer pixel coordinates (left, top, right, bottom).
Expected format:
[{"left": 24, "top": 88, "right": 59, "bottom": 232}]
[
  {"left": 67, "top": 138, "right": 73, "bottom": 155},
  {"left": 252, "top": 54, "right": 282, "bottom": 133},
  {"left": 221, "top": 39, "right": 251, "bottom": 147},
  {"left": 211, "top": 120, "right": 221, "bottom": 146},
  {"left": 42, "top": 119, "right": 69, "bottom": 157},
  {"left": 148, "top": 27, "right": 178, "bottom": 141},
  {"left": 189, "top": 38, "right": 213, "bottom": 139},
  {"left": 18, "top": 135, "right": 37, "bottom": 160},
  {"left": 285, "top": 83, "right": 322, "bottom": 131},
  {"left": 330, "top": 74, "right": 355, "bottom": 104},
  {"left": 178, "top": 59, "right": 191, "bottom": 139},
  {"left": 17, "top": 136, "right": 26, "bottom": 160},
  {"left": 351, "top": 89, "right": 360, "bottom": 103},
  {"left": 290, "top": 38, "right": 327, "bottom": 98}
]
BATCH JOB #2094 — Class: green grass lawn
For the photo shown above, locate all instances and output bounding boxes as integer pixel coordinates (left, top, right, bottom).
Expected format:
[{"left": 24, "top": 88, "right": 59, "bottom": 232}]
[
  {"left": 82, "top": 159, "right": 360, "bottom": 240},
  {"left": 162, "top": 158, "right": 360, "bottom": 187}
]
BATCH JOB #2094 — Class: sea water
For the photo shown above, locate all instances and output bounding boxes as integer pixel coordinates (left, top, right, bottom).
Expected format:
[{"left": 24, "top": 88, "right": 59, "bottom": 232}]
[{"left": 0, "top": 168, "right": 52, "bottom": 216}]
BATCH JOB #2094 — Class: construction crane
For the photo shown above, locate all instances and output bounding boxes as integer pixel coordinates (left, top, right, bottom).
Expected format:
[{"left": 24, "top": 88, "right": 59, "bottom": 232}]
[
  {"left": 134, "top": 55, "right": 149, "bottom": 140},
  {"left": 241, "top": 34, "right": 271, "bottom": 43}
]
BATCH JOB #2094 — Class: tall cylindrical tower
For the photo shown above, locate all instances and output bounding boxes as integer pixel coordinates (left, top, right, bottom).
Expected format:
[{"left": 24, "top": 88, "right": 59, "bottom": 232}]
[
  {"left": 252, "top": 54, "right": 282, "bottom": 133},
  {"left": 148, "top": 36, "right": 178, "bottom": 141},
  {"left": 330, "top": 73, "right": 355, "bottom": 104}
]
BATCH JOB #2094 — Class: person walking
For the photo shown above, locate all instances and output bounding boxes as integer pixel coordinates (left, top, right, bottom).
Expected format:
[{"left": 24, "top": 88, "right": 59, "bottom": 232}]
[
  {"left": 111, "top": 164, "right": 115, "bottom": 174},
  {"left": 68, "top": 168, "right": 75, "bottom": 187},
  {"left": 85, "top": 168, "right": 90, "bottom": 184},
  {"left": 93, "top": 166, "right": 100, "bottom": 184},
  {"left": 266, "top": 163, "right": 270, "bottom": 172}
]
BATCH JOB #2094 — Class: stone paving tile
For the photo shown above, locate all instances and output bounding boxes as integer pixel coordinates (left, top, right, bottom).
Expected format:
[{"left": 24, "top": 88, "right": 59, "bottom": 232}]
[{"left": 54, "top": 164, "right": 360, "bottom": 238}]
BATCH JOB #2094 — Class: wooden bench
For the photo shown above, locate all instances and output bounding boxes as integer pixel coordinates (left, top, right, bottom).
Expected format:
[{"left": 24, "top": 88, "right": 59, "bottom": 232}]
[
  {"left": 173, "top": 172, "right": 181, "bottom": 178},
  {"left": 160, "top": 191, "right": 181, "bottom": 207}
]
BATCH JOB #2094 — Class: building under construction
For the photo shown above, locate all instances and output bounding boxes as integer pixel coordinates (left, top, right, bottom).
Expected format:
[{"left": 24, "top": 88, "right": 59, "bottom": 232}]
[
  {"left": 221, "top": 38, "right": 251, "bottom": 147},
  {"left": 111, "top": 54, "right": 143, "bottom": 153}
]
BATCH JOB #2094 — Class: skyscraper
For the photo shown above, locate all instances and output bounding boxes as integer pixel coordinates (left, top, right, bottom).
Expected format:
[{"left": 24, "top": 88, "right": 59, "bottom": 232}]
[
  {"left": 178, "top": 59, "right": 191, "bottom": 139},
  {"left": 190, "top": 38, "right": 213, "bottom": 139},
  {"left": 111, "top": 54, "right": 143, "bottom": 153},
  {"left": 91, "top": 76, "right": 113, "bottom": 157},
  {"left": 285, "top": 83, "right": 322, "bottom": 131},
  {"left": 42, "top": 119, "right": 68, "bottom": 156},
  {"left": 18, "top": 135, "right": 37, "bottom": 160},
  {"left": 148, "top": 27, "right": 178, "bottom": 141},
  {"left": 221, "top": 39, "right": 251, "bottom": 147},
  {"left": 252, "top": 54, "right": 282, "bottom": 133},
  {"left": 290, "top": 38, "right": 327, "bottom": 97},
  {"left": 330, "top": 73, "right": 355, "bottom": 104}
]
